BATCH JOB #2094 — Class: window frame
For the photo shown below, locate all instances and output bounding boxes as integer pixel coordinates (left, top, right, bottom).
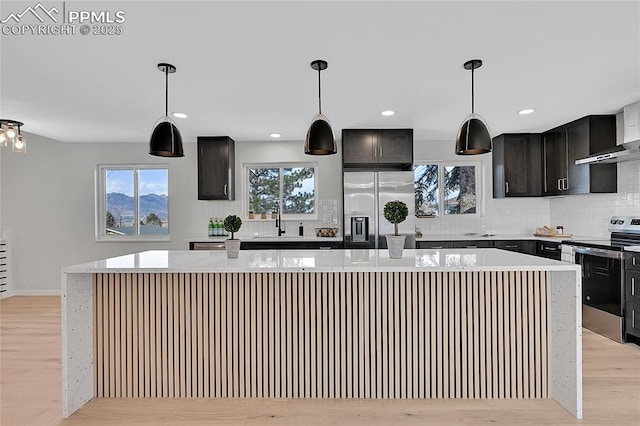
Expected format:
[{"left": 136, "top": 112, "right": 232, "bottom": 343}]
[
  {"left": 414, "top": 160, "right": 483, "bottom": 218},
  {"left": 244, "top": 162, "right": 319, "bottom": 221},
  {"left": 95, "top": 164, "right": 170, "bottom": 242}
]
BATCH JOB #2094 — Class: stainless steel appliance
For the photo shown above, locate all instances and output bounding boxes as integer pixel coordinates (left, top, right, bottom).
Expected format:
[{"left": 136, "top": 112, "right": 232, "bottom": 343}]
[
  {"left": 563, "top": 216, "right": 640, "bottom": 343},
  {"left": 343, "top": 171, "right": 415, "bottom": 249}
]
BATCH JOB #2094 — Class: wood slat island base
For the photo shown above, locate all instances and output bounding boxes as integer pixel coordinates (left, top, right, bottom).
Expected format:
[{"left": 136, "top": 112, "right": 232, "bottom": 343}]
[{"left": 62, "top": 250, "right": 582, "bottom": 418}]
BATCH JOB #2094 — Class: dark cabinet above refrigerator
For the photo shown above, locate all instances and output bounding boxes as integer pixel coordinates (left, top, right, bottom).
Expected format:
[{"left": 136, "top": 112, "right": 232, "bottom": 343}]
[{"left": 342, "top": 129, "right": 413, "bottom": 170}]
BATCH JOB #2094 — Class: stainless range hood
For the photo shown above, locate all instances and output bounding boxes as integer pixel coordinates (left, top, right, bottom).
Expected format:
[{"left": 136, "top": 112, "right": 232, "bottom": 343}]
[{"left": 575, "top": 101, "right": 640, "bottom": 165}]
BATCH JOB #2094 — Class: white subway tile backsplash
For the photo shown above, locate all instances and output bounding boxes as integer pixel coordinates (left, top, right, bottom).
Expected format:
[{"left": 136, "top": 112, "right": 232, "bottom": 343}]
[{"left": 549, "top": 160, "right": 640, "bottom": 238}]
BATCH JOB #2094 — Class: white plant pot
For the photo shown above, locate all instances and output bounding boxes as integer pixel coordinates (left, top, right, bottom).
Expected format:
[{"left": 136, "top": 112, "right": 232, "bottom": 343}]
[
  {"left": 225, "top": 239, "right": 241, "bottom": 259},
  {"left": 385, "top": 235, "right": 406, "bottom": 259}
]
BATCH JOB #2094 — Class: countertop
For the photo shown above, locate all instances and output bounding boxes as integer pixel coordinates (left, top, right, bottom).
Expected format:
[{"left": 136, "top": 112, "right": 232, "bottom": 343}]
[
  {"left": 63, "top": 248, "right": 578, "bottom": 274},
  {"left": 189, "top": 233, "right": 597, "bottom": 244},
  {"left": 415, "top": 233, "right": 601, "bottom": 243},
  {"left": 625, "top": 246, "right": 640, "bottom": 253},
  {"left": 188, "top": 235, "right": 343, "bottom": 242}
]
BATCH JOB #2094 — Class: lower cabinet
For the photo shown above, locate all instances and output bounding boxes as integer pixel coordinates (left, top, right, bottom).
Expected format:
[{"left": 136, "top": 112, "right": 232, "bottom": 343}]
[
  {"left": 241, "top": 241, "right": 342, "bottom": 250},
  {"left": 416, "top": 239, "right": 546, "bottom": 258},
  {"left": 416, "top": 241, "right": 454, "bottom": 249},
  {"left": 494, "top": 240, "right": 536, "bottom": 255},
  {"left": 452, "top": 240, "right": 494, "bottom": 249},
  {"left": 626, "top": 258, "right": 640, "bottom": 339},
  {"left": 536, "top": 241, "right": 562, "bottom": 261},
  {"left": 625, "top": 302, "right": 640, "bottom": 339}
]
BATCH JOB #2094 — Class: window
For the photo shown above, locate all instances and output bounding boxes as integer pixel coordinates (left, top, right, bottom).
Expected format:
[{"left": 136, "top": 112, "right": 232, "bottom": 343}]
[
  {"left": 415, "top": 162, "right": 479, "bottom": 217},
  {"left": 246, "top": 163, "right": 317, "bottom": 219},
  {"left": 96, "top": 165, "right": 169, "bottom": 240}
]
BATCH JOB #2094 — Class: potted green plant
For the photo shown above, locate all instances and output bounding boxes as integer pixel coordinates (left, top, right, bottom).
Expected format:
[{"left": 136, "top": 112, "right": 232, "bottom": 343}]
[
  {"left": 223, "top": 214, "right": 243, "bottom": 258},
  {"left": 383, "top": 200, "right": 409, "bottom": 258}
]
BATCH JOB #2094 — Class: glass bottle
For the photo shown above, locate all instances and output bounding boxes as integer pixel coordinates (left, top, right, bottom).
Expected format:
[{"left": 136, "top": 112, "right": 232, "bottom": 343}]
[{"left": 208, "top": 218, "right": 214, "bottom": 237}]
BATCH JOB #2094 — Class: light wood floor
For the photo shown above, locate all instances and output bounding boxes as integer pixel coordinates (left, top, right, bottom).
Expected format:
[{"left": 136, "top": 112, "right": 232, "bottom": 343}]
[{"left": 1, "top": 296, "right": 639, "bottom": 425}]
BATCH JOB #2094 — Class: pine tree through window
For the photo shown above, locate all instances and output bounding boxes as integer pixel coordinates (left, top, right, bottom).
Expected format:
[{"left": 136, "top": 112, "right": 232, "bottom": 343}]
[
  {"left": 415, "top": 163, "right": 478, "bottom": 217},
  {"left": 247, "top": 164, "right": 316, "bottom": 219}
]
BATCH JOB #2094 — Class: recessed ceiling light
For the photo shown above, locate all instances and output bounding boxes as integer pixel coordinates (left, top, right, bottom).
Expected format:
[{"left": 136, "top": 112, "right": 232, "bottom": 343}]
[
  {"left": 172, "top": 112, "right": 188, "bottom": 119},
  {"left": 269, "top": 133, "right": 282, "bottom": 138},
  {"left": 518, "top": 108, "right": 535, "bottom": 115},
  {"left": 381, "top": 110, "right": 395, "bottom": 116}
]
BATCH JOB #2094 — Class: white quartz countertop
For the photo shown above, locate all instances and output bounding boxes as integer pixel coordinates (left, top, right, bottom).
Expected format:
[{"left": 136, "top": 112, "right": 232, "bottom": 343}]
[
  {"left": 188, "top": 235, "right": 343, "bottom": 243},
  {"left": 63, "top": 249, "right": 578, "bottom": 274},
  {"left": 625, "top": 245, "right": 640, "bottom": 253},
  {"left": 415, "top": 233, "right": 600, "bottom": 243}
]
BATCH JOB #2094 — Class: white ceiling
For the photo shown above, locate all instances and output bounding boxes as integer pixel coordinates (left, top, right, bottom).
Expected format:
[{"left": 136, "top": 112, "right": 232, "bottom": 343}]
[{"left": 1, "top": 0, "right": 639, "bottom": 144}]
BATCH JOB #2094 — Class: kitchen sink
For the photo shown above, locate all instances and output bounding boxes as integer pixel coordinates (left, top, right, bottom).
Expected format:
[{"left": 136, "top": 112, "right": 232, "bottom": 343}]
[{"left": 250, "top": 235, "right": 301, "bottom": 240}]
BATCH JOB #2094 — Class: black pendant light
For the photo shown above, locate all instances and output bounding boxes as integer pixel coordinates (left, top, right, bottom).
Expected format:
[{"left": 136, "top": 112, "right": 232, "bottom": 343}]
[
  {"left": 455, "top": 59, "right": 492, "bottom": 155},
  {"left": 149, "top": 63, "right": 184, "bottom": 157},
  {"left": 305, "top": 59, "right": 336, "bottom": 155}
]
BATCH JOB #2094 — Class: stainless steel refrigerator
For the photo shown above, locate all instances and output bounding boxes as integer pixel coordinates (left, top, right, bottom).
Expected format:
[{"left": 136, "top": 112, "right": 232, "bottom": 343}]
[{"left": 343, "top": 171, "right": 415, "bottom": 249}]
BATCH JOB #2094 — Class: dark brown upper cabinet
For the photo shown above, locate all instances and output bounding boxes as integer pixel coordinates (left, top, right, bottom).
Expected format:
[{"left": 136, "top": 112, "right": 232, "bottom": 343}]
[
  {"left": 542, "top": 115, "right": 617, "bottom": 196},
  {"left": 492, "top": 133, "right": 542, "bottom": 198},
  {"left": 342, "top": 129, "right": 413, "bottom": 170},
  {"left": 197, "top": 136, "right": 235, "bottom": 200}
]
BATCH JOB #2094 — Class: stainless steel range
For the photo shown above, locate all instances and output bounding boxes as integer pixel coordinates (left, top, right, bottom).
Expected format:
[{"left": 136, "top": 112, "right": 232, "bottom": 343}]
[{"left": 562, "top": 216, "right": 640, "bottom": 343}]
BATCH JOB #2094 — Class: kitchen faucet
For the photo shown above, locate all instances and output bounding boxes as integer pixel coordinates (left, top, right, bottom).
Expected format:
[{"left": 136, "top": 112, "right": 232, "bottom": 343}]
[{"left": 275, "top": 201, "right": 285, "bottom": 236}]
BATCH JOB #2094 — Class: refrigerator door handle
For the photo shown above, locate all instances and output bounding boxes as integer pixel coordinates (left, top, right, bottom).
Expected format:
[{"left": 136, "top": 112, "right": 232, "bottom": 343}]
[{"left": 373, "top": 172, "right": 379, "bottom": 249}]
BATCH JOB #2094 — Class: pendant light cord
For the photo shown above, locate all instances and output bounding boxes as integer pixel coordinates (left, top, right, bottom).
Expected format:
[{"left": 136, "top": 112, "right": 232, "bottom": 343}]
[
  {"left": 471, "top": 66, "right": 475, "bottom": 114},
  {"left": 317, "top": 67, "right": 322, "bottom": 115},
  {"left": 165, "top": 67, "right": 169, "bottom": 117}
]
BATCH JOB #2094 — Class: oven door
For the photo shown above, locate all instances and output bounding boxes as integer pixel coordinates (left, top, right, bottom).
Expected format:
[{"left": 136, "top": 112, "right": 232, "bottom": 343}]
[
  {"left": 574, "top": 246, "right": 626, "bottom": 342},
  {"left": 574, "top": 247, "right": 624, "bottom": 316}
]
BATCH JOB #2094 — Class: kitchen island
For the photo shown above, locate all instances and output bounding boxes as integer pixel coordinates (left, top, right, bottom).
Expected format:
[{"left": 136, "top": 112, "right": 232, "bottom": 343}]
[{"left": 62, "top": 249, "right": 582, "bottom": 418}]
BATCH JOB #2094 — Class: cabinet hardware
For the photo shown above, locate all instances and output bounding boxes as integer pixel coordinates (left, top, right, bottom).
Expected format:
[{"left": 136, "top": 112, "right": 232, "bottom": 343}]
[
  {"left": 432, "top": 246, "right": 443, "bottom": 249},
  {"left": 505, "top": 245, "right": 518, "bottom": 249},
  {"left": 632, "top": 277, "right": 635, "bottom": 296},
  {"left": 224, "top": 184, "right": 228, "bottom": 195},
  {"left": 557, "top": 179, "right": 562, "bottom": 191},
  {"left": 379, "top": 146, "right": 383, "bottom": 158},
  {"left": 505, "top": 181, "right": 509, "bottom": 193},
  {"left": 563, "top": 177, "right": 568, "bottom": 190}
]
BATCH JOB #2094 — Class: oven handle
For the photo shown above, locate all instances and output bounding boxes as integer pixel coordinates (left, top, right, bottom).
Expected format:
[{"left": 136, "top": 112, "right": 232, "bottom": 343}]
[{"left": 572, "top": 245, "right": 624, "bottom": 259}]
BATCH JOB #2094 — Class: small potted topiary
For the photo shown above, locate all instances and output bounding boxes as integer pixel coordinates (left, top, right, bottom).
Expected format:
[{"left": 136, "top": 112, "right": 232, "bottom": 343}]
[
  {"left": 223, "top": 214, "right": 243, "bottom": 259},
  {"left": 383, "top": 200, "right": 409, "bottom": 258}
]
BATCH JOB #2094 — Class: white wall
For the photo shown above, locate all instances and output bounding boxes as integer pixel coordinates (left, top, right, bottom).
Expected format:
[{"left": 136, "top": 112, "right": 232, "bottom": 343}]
[
  {"left": 0, "top": 135, "right": 343, "bottom": 294},
  {"left": 549, "top": 160, "right": 640, "bottom": 238},
  {"left": 413, "top": 139, "right": 551, "bottom": 236}
]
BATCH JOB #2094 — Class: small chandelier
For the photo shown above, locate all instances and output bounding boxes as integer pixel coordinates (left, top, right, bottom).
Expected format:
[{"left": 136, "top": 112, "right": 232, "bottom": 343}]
[
  {"left": 304, "top": 59, "right": 337, "bottom": 155},
  {"left": 0, "top": 119, "right": 27, "bottom": 153},
  {"left": 455, "top": 59, "right": 492, "bottom": 155}
]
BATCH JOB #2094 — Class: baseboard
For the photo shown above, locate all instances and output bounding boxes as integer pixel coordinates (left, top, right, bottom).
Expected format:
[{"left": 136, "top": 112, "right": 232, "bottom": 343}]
[{"left": 10, "top": 289, "right": 61, "bottom": 296}]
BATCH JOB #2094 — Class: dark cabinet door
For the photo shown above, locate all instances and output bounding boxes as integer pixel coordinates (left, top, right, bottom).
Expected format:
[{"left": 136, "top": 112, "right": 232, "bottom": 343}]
[
  {"left": 536, "top": 241, "right": 561, "bottom": 260},
  {"left": 494, "top": 240, "right": 536, "bottom": 255},
  {"left": 492, "top": 134, "right": 542, "bottom": 198},
  {"left": 565, "top": 120, "right": 590, "bottom": 195},
  {"left": 542, "top": 116, "right": 616, "bottom": 197},
  {"left": 542, "top": 128, "right": 566, "bottom": 196},
  {"left": 378, "top": 129, "right": 413, "bottom": 164},
  {"left": 198, "top": 136, "right": 235, "bottom": 200},
  {"left": 342, "top": 130, "right": 377, "bottom": 164},
  {"left": 452, "top": 240, "right": 493, "bottom": 249},
  {"left": 416, "top": 241, "right": 454, "bottom": 249}
]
